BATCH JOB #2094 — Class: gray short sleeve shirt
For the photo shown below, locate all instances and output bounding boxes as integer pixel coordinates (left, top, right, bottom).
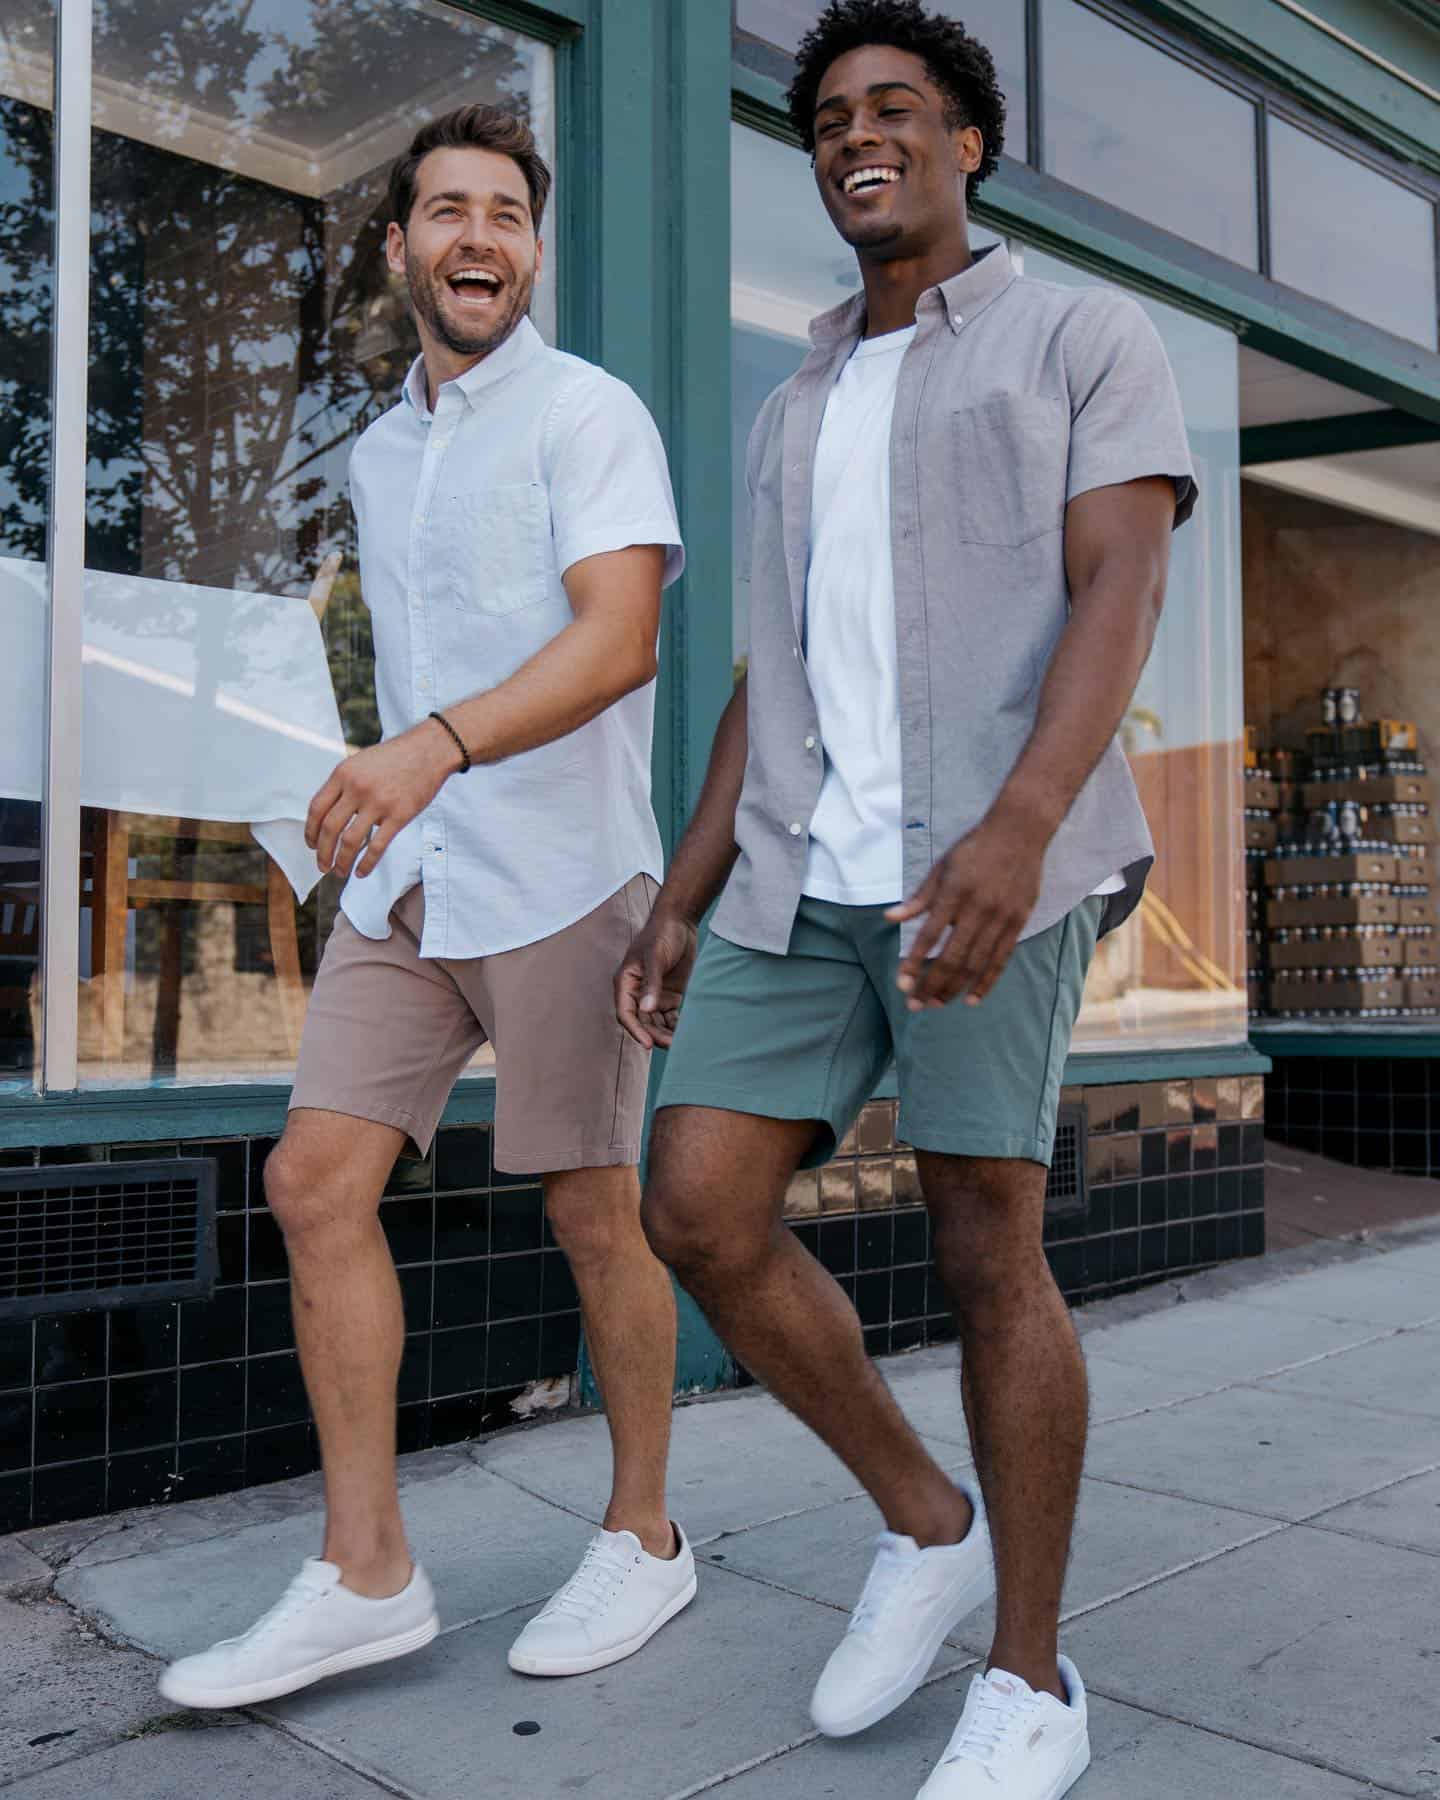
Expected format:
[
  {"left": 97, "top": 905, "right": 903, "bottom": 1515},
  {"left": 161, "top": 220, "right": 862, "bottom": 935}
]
[{"left": 712, "top": 245, "right": 1197, "bottom": 957}]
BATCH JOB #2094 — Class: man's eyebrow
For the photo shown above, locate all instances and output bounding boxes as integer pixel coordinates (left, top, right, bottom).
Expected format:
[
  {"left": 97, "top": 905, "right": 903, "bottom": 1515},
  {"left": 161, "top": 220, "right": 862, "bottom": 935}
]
[
  {"left": 815, "top": 79, "right": 928, "bottom": 116},
  {"left": 423, "top": 187, "right": 531, "bottom": 214}
]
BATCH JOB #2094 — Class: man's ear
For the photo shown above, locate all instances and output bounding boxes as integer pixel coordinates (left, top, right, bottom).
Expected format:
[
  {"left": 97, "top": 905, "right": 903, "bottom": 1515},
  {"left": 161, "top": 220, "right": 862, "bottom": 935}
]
[
  {"left": 955, "top": 123, "right": 984, "bottom": 178},
  {"left": 385, "top": 220, "right": 407, "bottom": 278}
]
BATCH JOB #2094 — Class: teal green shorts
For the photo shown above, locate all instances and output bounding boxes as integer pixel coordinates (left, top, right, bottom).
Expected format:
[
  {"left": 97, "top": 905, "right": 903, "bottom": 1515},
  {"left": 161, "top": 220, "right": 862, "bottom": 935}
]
[{"left": 656, "top": 895, "right": 1103, "bottom": 1169}]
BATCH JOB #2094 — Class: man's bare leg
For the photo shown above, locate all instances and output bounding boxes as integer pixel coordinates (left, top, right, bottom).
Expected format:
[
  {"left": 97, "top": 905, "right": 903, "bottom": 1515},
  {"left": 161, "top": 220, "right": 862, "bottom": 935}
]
[
  {"left": 643, "top": 1106, "right": 971, "bottom": 1549},
  {"left": 264, "top": 1109, "right": 412, "bottom": 1598},
  {"left": 544, "top": 1164, "right": 677, "bottom": 1559},
  {"left": 922, "top": 1152, "right": 1087, "bottom": 1703}
]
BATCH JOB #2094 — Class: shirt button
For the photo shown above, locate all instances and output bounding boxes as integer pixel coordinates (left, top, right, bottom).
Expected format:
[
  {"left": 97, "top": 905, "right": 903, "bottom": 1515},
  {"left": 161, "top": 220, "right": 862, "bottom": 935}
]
[
  {"left": 804, "top": 736, "right": 816, "bottom": 750},
  {"left": 788, "top": 822, "right": 803, "bottom": 837},
  {"left": 792, "top": 647, "right": 800, "bottom": 659},
  {"left": 952, "top": 314, "right": 963, "bottom": 327}
]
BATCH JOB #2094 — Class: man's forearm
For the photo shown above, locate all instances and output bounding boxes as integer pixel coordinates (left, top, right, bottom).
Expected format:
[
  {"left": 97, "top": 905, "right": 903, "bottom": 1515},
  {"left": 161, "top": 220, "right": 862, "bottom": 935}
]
[
  {"left": 441, "top": 607, "right": 656, "bottom": 767},
  {"left": 992, "top": 572, "right": 1162, "bottom": 842},
  {"left": 655, "top": 677, "right": 749, "bottom": 925},
  {"left": 991, "top": 482, "right": 1173, "bottom": 844}
]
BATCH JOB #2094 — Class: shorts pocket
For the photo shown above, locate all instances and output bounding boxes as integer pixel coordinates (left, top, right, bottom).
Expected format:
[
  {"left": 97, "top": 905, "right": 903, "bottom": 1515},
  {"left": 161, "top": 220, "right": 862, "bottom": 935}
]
[
  {"left": 431, "top": 481, "right": 548, "bottom": 615},
  {"left": 950, "top": 396, "right": 1067, "bottom": 546}
]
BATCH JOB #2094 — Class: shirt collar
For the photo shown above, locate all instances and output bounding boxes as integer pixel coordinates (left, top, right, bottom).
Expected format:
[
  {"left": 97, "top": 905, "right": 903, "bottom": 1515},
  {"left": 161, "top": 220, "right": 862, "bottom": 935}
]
[
  {"left": 401, "top": 314, "right": 544, "bottom": 420},
  {"left": 808, "top": 243, "right": 1016, "bottom": 346}
]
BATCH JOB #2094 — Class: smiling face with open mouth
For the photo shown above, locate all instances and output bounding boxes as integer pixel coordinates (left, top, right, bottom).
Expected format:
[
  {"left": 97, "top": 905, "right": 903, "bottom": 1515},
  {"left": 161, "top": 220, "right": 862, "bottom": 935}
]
[
  {"left": 812, "top": 45, "right": 981, "bottom": 263},
  {"left": 388, "top": 146, "right": 542, "bottom": 370}
]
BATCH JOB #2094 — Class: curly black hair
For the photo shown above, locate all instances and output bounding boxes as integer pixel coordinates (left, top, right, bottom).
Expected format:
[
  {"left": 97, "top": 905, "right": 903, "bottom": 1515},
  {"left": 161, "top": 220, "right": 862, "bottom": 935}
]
[{"left": 787, "top": 0, "right": 1006, "bottom": 197}]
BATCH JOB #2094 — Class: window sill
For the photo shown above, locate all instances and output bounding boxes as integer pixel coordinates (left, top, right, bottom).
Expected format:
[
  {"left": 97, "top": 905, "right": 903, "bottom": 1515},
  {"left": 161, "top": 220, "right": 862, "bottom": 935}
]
[{"left": 0, "top": 1072, "right": 497, "bottom": 1150}]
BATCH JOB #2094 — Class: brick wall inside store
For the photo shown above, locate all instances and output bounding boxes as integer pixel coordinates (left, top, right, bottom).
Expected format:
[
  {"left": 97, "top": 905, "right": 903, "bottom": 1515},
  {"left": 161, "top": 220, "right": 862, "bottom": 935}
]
[{"left": 0, "top": 1076, "right": 1267, "bottom": 1533}]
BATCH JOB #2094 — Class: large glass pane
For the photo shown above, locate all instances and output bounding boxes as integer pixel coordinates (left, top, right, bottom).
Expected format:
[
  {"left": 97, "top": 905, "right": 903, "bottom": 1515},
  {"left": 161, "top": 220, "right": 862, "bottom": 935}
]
[
  {"left": 0, "top": 0, "right": 53, "bottom": 1089},
  {"left": 731, "top": 121, "right": 1001, "bottom": 657},
  {"left": 71, "top": 1, "right": 554, "bottom": 1085},
  {"left": 1268, "top": 118, "right": 1437, "bottom": 349},
  {"left": 1027, "top": 249, "right": 1246, "bottom": 1051},
  {"left": 1043, "top": 0, "right": 1258, "bottom": 269},
  {"left": 734, "top": 0, "right": 1028, "bottom": 160}
]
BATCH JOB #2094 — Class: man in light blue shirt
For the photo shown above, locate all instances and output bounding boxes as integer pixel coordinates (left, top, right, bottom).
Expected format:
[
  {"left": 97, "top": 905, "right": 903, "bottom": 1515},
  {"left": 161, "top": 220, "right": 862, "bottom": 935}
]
[{"left": 161, "top": 104, "right": 694, "bottom": 1713}]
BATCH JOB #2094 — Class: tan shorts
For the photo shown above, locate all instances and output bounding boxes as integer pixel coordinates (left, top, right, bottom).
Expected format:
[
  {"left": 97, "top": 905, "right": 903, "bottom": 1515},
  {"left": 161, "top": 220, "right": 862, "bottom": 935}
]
[{"left": 289, "top": 877, "right": 656, "bottom": 1173}]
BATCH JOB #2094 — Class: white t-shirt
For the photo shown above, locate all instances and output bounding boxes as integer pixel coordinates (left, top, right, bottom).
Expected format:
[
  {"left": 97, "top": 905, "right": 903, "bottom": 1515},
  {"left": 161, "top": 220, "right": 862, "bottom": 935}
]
[{"left": 801, "top": 325, "right": 1123, "bottom": 908}]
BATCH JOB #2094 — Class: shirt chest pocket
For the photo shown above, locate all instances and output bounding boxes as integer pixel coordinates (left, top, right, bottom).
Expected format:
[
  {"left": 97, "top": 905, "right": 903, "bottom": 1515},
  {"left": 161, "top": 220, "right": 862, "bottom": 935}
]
[
  {"left": 430, "top": 481, "right": 549, "bottom": 615},
  {"left": 950, "top": 396, "right": 1068, "bottom": 547}
]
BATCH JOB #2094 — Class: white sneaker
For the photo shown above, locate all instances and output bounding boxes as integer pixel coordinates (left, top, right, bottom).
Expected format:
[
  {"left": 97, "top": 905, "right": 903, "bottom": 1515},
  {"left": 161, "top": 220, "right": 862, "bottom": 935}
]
[
  {"left": 811, "top": 1477, "right": 994, "bottom": 1737},
  {"left": 507, "top": 1523, "right": 697, "bottom": 1677},
  {"left": 916, "top": 1658, "right": 1091, "bottom": 1799},
  {"left": 158, "top": 1558, "right": 438, "bottom": 1709}
]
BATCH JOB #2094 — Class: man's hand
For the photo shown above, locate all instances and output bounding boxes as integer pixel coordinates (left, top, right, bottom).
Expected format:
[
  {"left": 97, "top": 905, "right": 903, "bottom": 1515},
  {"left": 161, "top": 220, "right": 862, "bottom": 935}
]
[
  {"left": 306, "top": 720, "right": 461, "bottom": 881},
  {"left": 615, "top": 907, "right": 699, "bottom": 1049},
  {"left": 886, "top": 809, "right": 1046, "bottom": 1011}
]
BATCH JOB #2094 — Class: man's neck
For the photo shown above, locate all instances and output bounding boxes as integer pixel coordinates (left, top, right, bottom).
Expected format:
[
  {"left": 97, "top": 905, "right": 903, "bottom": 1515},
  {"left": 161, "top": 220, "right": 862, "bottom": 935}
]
[
  {"left": 420, "top": 341, "right": 486, "bottom": 414},
  {"left": 857, "top": 228, "right": 976, "bottom": 338},
  {"left": 416, "top": 315, "right": 527, "bottom": 413}
]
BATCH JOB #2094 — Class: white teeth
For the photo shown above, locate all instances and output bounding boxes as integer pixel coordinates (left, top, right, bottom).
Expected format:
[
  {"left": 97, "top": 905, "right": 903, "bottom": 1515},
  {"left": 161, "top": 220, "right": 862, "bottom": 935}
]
[{"left": 843, "top": 167, "right": 901, "bottom": 195}]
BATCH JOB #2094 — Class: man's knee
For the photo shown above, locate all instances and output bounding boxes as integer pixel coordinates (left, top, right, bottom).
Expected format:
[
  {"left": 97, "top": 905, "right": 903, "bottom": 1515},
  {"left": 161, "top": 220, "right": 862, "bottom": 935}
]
[
  {"left": 639, "top": 1176, "right": 713, "bottom": 1274},
  {"left": 928, "top": 1166, "right": 1052, "bottom": 1318},
  {"left": 262, "top": 1128, "right": 379, "bottom": 1243},
  {"left": 544, "top": 1170, "right": 634, "bottom": 1271}
]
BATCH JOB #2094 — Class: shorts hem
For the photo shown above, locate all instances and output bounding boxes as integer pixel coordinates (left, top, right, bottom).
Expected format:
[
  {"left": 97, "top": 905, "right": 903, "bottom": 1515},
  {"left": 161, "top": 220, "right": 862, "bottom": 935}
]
[
  {"left": 655, "top": 1083, "right": 834, "bottom": 1129},
  {"left": 495, "top": 1142, "right": 642, "bottom": 1176},
  {"left": 287, "top": 1093, "right": 437, "bottom": 1157},
  {"left": 897, "top": 1119, "right": 1053, "bottom": 1167}
]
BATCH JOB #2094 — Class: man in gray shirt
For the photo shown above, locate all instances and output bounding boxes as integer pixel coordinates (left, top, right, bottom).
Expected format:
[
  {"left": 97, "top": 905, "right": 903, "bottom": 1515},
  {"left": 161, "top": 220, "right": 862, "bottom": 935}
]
[{"left": 617, "top": 5, "right": 1193, "bottom": 1798}]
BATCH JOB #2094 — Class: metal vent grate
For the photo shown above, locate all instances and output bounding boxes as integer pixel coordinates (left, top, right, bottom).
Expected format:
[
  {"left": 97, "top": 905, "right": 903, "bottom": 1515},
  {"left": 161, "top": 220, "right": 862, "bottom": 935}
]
[
  {"left": 0, "top": 1160, "right": 216, "bottom": 1320},
  {"left": 1044, "top": 1103, "right": 1089, "bottom": 1219}
]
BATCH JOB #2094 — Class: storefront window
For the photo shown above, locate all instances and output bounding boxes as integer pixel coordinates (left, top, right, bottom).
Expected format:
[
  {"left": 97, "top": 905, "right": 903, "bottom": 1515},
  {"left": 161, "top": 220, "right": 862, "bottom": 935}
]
[
  {"left": 0, "top": 0, "right": 53, "bottom": 1088},
  {"left": 47, "top": 0, "right": 555, "bottom": 1086},
  {"left": 1025, "top": 250, "right": 1246, "bottom": 1051},
  {"left": 1268, "top": 118, "right": 1437, "bottom": 350},
  {"left": 733, "top": 0, "right": 1028, "bottom": 159},
  {"left": 1042, "top": 0, "right": 1259, "bottom": 270}
]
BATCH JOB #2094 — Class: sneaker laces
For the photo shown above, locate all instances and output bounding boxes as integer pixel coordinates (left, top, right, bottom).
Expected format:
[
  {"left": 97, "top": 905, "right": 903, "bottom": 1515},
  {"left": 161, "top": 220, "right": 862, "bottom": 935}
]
[
  {"left": 942, "top": 1679, "right": 1042, "bottom": 1769},
  {"left": 540, "top": 1535, "right": 632, "bottom": 1622},
  {"left": 220, "top": 1563, "right": 334, "bottom": 1649},
  {"left": 847, "top": 1534, "right": 915, "bottom": 1638}
]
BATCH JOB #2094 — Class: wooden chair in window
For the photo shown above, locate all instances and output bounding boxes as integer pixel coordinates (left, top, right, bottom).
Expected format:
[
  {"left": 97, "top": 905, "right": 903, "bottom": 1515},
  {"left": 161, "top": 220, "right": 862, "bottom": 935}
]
[{"left": 87, "top": 553, "right": 342, "bottom": 1068}]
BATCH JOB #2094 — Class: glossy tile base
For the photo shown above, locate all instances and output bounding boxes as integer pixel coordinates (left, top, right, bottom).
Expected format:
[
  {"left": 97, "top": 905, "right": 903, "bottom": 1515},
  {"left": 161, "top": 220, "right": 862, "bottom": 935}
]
[{"left": 0, "top": 1076, "right": 1267, "bottom": 1532}]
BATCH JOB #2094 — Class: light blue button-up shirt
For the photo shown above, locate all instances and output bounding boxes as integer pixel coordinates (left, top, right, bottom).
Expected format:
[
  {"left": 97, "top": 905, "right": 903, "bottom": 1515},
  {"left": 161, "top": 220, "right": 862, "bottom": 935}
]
[{"left": 341, "top": 317, "right": 684, "bottom": 958}]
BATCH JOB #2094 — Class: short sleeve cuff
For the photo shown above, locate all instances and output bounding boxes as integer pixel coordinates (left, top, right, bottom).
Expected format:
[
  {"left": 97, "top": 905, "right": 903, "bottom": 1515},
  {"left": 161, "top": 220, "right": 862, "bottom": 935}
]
[
  {"left": 1067, "top": 454, "right": 1198, "bottom": 530},
  {"left": 556, "top": 520, "right": 686, "bottom": 587}
]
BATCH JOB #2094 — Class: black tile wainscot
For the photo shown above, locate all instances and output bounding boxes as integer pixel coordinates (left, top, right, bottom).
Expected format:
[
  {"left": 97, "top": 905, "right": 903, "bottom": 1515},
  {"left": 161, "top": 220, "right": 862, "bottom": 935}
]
[
  {"left": 1266, "top": 1054, "right": 1440, "bottom": 1175},
  {"left": 0, "top": 1128, "right": 578, "bottom": 1533},
  {"left": 777, "top": 1081, "right": 1268, "bottom": 1367},
  {"left": 0, "top": 1078, "right": 1267, "bottom": 1531}
]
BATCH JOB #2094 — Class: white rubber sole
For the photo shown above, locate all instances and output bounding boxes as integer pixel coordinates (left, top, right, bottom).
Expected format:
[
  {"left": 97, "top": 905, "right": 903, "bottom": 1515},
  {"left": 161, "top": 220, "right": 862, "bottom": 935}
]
[
  {"left": 158, "top": 1612, "right": 440, "bottom": 1710},
  {"left": 811, "top": 1561, "right": 997, "bottom": 1739},
  {"left": 507, "top": 1570, "right": 699, "bottom": 1677},
  {"left": 1051, "top": 1733, "right": 1092, "bottom": 1798}
]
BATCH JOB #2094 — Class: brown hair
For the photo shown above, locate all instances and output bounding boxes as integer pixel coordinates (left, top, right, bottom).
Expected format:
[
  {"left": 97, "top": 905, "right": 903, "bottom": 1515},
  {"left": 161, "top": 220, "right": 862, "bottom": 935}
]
[{"left": 387, "top": 104, "right": 552, "bottom": 233}]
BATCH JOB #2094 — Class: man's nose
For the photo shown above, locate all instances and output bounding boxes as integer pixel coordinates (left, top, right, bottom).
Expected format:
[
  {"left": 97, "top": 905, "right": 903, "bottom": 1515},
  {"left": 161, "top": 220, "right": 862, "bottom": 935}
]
[
  {"left": 844, "top": 112, "right": 884, "bottom": 152},
  {"left": 454, "top": 213, "right": 498, "bottom": 256}
]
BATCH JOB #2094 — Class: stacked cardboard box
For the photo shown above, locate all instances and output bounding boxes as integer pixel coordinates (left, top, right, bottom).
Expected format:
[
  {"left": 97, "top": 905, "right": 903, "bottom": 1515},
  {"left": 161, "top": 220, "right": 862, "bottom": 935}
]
[{"left": 1247, "top": 708, "right": 1438, "bottom": 1019}]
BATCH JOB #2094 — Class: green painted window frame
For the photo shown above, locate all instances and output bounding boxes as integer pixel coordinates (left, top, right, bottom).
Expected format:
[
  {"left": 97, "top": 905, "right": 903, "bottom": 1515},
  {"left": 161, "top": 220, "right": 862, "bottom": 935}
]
[{"left": 735, "top": 0, "right": 1440, "bottom": 388}]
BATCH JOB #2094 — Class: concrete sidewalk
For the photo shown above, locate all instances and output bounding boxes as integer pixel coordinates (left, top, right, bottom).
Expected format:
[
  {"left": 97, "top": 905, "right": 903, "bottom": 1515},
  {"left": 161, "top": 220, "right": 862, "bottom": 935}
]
[{"left": 4, "top": 1225, "right": 1439, "bottom": 1800}]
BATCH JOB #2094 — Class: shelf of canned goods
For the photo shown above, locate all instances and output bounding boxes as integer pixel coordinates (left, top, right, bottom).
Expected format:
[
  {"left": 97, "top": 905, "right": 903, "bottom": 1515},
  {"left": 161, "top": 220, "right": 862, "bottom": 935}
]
[{"left": 1244, "top": 689, "right": 1438, "bottom": 1025}]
